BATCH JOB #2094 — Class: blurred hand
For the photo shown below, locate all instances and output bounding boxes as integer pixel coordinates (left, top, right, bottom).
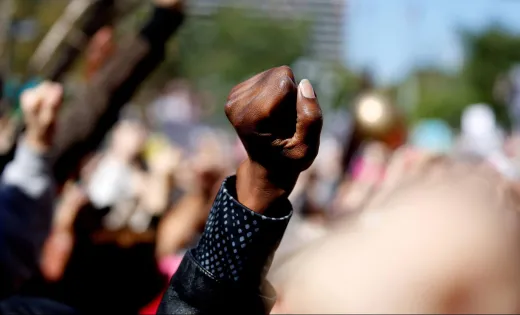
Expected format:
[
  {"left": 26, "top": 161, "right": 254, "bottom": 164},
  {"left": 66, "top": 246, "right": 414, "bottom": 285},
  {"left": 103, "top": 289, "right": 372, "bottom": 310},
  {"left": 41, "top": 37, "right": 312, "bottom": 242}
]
[
  {"left": 20, "top": 81, "right": 63, "bottom": 152},
  {"left": 226, "top": 66, "right": 323, "bottom": 213}
]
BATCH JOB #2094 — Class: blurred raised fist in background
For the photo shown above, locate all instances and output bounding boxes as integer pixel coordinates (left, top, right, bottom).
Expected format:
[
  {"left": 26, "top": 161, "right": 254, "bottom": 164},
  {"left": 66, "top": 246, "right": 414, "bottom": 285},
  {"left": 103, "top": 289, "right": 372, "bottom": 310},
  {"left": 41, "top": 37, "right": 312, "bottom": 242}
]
[{"left": 20, "top": 81, "right": 64, "bottom": 152}]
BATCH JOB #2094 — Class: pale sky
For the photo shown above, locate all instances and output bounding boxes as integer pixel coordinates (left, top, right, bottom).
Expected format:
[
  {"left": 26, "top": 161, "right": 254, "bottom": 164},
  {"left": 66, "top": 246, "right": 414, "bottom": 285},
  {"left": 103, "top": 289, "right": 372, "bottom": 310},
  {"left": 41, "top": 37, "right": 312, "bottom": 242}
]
[{"left": 346, "top": 0, "right": 520, "bottom": 85}]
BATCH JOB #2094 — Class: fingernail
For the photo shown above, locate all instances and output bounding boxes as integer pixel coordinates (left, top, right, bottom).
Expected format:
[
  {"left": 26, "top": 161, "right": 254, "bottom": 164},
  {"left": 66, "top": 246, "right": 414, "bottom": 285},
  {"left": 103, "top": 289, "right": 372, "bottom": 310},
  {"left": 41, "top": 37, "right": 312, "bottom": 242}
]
[{"left": 300, "top": 79, "right": 315, "bottom": 99}]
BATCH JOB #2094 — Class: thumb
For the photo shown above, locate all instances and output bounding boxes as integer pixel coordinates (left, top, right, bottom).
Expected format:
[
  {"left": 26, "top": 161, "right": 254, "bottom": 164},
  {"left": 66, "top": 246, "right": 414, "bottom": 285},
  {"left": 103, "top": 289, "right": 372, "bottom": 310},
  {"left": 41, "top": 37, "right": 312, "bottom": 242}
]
[{"left": 295, "top": 79, "right": 323, "bottom": 145}]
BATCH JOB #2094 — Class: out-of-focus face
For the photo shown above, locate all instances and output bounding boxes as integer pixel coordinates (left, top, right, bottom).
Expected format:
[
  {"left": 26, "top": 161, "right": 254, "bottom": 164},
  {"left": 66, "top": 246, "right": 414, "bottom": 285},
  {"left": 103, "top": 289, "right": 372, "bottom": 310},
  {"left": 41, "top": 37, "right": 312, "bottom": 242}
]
[
  {"left": 110, "top": 120, "right": 147, "bottom": 162},
  {"left": 175, "top": 130, "right": 232, "bottom": 195},
  {"left": 271, "top": 152, "right": 520, "bottom": 314}
]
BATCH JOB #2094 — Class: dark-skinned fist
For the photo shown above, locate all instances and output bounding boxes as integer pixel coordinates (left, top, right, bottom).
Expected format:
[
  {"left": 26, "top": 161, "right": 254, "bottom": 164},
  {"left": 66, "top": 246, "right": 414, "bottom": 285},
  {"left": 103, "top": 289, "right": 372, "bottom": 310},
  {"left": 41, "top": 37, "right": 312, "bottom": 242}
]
[{"left": 225, "top": 66, "right": 323, "bottom": 213}]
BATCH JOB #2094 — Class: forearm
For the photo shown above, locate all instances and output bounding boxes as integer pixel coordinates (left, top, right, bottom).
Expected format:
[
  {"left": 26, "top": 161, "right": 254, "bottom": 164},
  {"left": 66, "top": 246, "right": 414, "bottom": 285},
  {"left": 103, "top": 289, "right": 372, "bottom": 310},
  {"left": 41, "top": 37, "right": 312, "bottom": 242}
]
[{"left": 158, "top": 176, "right": 292, "bottom": 314}]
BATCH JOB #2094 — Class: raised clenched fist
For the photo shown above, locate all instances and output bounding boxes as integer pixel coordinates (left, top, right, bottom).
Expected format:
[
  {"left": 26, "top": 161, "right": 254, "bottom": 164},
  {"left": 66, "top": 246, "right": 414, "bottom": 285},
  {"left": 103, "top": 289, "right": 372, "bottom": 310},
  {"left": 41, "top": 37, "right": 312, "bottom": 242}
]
[
  {"left": 21, "top": 81, "right": 63, "bottom": 152},
  {"left": 226, "top": 66, "right": 323, "bottom": 213}
]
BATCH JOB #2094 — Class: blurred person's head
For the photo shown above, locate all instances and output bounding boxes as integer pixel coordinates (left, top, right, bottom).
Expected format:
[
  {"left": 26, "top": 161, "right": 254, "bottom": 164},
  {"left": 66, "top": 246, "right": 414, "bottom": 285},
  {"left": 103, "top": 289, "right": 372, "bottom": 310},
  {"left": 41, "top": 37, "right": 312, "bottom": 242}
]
[
  {"left": 180, "top": 128, "right": 232, "bottom": 196},
  {"left": 109, "top": 120, "right": 148, "bottom": 163},
  {"left": 144, "top": 134, "right": 183, "bottom": 176},
  {"left": 83, "top": 120, "right": 147, "bottom": 209},
  {"left": 270, "top": 152, "right": 520, "bottom": 314}
]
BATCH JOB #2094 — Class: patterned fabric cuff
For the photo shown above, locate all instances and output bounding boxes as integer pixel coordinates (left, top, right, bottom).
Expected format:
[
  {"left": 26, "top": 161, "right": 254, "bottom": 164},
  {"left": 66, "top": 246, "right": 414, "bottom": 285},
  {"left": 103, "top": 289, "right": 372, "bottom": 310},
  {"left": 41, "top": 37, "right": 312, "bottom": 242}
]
[{"left": 193, "top": 176, "right": 292, "bottom": 286}]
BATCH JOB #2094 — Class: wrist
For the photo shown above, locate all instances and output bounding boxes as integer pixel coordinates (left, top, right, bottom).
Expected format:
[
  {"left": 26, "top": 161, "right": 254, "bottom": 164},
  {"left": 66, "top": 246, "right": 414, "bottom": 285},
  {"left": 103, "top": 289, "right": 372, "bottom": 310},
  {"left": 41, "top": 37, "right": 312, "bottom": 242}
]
[{"left": 236, "top": 159, "right": 299, "bottom": 215}]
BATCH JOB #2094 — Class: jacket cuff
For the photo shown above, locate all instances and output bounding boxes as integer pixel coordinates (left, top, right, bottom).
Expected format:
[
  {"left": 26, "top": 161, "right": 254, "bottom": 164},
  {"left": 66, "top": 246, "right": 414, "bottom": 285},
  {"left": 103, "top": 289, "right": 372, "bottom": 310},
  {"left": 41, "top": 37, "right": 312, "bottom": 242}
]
[{"left": 192, "top": 176, "right": 292, "bottom": 286}]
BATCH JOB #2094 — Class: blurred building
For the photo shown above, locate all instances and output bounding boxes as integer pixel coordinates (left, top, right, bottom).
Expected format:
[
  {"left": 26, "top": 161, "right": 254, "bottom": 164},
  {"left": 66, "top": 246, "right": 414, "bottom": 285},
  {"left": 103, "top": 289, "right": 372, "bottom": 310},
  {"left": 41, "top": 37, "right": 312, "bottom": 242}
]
[{"left": 188, "top": 0, "right": 346, "bottom": 63}]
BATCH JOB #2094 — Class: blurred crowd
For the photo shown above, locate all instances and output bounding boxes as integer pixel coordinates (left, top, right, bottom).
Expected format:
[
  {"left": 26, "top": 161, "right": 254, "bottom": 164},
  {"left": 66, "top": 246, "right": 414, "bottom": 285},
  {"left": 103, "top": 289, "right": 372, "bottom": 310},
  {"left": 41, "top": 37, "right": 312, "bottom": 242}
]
[{"left": 3, "top": 0, "right": 520, "bottom": 314}]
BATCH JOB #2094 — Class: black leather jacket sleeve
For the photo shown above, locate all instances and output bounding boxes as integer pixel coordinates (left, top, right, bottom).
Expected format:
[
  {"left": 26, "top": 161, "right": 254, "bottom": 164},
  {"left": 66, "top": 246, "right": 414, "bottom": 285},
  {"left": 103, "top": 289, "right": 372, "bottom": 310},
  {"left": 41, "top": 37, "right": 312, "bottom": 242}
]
[{"left": 157, "top": 176, "right": 292, "bottom": 315}]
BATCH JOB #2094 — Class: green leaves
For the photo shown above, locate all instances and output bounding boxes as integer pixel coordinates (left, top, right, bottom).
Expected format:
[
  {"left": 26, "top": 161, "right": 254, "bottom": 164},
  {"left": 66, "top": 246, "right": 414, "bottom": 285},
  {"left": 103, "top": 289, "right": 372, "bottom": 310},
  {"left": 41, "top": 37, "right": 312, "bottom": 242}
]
[
  {"left": 149, "top": 6, "right": 311, "bottom": 123},
  {"left": 399, "top": 26, "right": 520, "bottom": 129}
]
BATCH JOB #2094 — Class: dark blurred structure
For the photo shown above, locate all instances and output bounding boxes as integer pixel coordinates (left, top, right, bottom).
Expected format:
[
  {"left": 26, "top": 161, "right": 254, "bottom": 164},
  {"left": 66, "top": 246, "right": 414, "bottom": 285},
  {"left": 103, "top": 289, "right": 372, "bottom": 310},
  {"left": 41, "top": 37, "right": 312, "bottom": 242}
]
[
  {"left": 29, "top": 0, "right": 115, "bottom": 81},
  {"left": 29, "top": 0, "right": 142, "bottom": 82},
  {"left": 341, "top": 70, "right": 407, "bottom": 176},
  {"left": 188, "top": 0, "right": 346, "bottom": 63}
]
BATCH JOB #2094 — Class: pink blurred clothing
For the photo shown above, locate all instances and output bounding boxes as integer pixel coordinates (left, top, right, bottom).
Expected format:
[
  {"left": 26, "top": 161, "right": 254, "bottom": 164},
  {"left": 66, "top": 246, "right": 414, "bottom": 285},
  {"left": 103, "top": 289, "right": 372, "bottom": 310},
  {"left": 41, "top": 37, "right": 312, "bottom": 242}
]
[{"left": 351, "top": 157, "right": 386, "bottom": 184}]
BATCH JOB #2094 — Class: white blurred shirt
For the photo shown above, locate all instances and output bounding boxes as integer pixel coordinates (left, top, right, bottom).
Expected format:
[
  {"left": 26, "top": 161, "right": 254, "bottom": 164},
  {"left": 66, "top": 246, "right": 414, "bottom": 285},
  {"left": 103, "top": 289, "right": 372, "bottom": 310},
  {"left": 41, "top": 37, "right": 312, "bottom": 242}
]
[{"left": 86, "top": 155, "right": 134, "bottom": 209}]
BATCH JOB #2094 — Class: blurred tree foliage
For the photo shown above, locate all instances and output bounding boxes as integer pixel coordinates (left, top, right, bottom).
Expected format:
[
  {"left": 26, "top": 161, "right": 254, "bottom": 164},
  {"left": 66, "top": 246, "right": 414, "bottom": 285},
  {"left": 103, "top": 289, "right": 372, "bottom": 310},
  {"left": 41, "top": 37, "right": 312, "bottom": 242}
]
[
  {"left": 144, "top": 7, "right": 312, "bottom": 123},
  {"left": 403, "top": 25, "right": 520, "bottom": 129},
  {"left": 6, "top": 1, "right": 358, "bottom": 123},
  {"left": 402, "top": 69, "right": 477, "bottom": 128},
  {"left": 8, "top": 0, "right": 68, "bottom": 75},
  {"left": 461, "top": 25, "right": 520, "bottom": 127}
]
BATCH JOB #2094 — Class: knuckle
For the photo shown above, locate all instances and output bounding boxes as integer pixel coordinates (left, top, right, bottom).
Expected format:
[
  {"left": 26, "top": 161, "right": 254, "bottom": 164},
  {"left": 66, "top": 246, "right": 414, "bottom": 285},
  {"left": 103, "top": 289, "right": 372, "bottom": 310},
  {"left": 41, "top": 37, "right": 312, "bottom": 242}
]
[
  {"left": 290, "top": 147, "right": 307, "bottom": 161},
  {"left": 310, "top": 109, "right": 324, "bottom": 122},
  {"left": 303, "top": 109, "right": 323, "bottom": 127},
  {"left": 274, "top": 65, "right": 294, "bottom": 80},
  {"left": 290, "top": 144, "right": 315, "bottom": 161},
  {"left": 38, "top": 82, "right": 51, "bottom": 93},
  {"left": 229, "top": 84, "right": 242, "bottom": 96},
  {"left": 21, "top": 93, "right": 36, "bottom": 108},
  {"left": 278, "top": 75, "right": 296, "bottom": 94},
  {"left": 224, "top": 99, "right": 235, "bottom": 118}
]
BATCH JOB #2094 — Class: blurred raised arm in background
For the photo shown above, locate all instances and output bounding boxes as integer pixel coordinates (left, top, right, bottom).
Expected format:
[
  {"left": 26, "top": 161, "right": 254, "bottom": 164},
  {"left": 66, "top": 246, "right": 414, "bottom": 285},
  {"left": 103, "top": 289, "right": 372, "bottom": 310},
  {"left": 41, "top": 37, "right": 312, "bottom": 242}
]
[
  {"left": 0, "top": 82, "right": 63, "bottom": 297},
  {"left": 51, "top": 0, "right": 185, "bottom": 187},
  {"left": 0, "top": 0, "right": 185, "bottom": 186}
]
